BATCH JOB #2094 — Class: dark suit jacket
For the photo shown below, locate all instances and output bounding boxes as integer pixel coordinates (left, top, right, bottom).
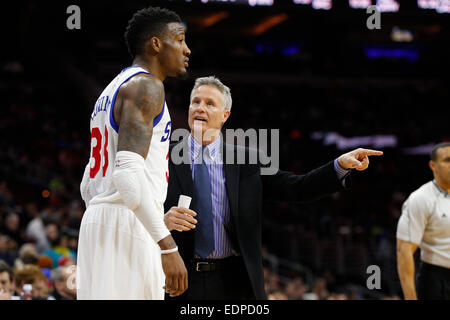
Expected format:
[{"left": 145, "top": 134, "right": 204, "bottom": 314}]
[{"left": 164, "top": 138, "right": 348, "bottom": 299}]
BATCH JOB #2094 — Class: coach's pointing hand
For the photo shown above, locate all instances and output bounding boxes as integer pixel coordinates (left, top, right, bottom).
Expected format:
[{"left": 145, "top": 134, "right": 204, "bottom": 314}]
[{"left": 337, "top": 148, "right": 383, "bottom": 171}]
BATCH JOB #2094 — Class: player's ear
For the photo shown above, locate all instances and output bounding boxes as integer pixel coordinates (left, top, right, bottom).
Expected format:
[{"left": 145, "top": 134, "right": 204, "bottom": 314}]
[{"left": 148, "top": 37, "right": 162, "bottom": 53}]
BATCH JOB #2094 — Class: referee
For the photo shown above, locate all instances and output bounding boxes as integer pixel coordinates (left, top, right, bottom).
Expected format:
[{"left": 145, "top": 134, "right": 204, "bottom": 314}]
[{"left": 397, "top": 142, "right": 450, "bottom": 300}]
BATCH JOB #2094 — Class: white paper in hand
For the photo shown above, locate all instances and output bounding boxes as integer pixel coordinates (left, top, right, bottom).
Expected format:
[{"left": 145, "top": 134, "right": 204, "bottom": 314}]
[
  {"left": 178, "top": 195, "right": 191, "bottom": 209},
  {"left": 176, "top": 195, "right": 192, "bottom": 232}
]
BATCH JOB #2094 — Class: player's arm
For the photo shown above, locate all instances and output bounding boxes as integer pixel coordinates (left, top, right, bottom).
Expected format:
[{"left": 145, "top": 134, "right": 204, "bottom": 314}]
[
  {"left": 116, "top": 75, "right": 163, "bottom": 157},
  {"left": 396, "top": 238, "right": 419, "bottom": 300},
  {"left": 113, "top": 75, "right": 187, "bottom": 297},
  {"left": 115, "top": 75, "right": 168, "bottom": 240}
]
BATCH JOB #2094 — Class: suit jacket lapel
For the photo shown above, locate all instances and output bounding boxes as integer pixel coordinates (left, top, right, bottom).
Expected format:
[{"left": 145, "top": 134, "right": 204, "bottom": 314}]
[
  {"left": 223, "top": 143, "right": 239, "bottom": 222},
  {"left": 172, "top": 138, "right": 194, "bottom": 198}
]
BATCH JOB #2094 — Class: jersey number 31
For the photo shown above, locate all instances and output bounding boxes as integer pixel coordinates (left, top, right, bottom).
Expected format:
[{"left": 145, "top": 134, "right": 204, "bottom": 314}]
[{"left": 90, "top": 125, "right": 109, "bottom": 178}]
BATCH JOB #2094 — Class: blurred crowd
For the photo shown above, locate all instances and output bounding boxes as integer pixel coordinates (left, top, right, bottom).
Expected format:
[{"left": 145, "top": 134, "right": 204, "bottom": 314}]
[
  {"left": 0, "top": 218, "right": 77, "bottom": 300},
  {"left": 262, "top": 264, "right": 401, "bottom": 300}
]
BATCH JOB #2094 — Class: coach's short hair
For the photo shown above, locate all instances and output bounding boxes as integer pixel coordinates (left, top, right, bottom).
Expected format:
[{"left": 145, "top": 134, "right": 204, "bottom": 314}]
[
  {"left": 190, "top": 76, "right": 232, "bottom": 111},
  {"left": 430, "top": 142, "right": 450, "bottom": 161},
  {"left": 124, "top": 6, "right": 182, "bottom": 59}
]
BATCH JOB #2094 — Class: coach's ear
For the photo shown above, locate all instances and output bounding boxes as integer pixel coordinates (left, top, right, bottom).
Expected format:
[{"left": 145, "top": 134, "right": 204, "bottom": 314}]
[{"left": 222, "top": 110, "right": 231, "bottom": 126}]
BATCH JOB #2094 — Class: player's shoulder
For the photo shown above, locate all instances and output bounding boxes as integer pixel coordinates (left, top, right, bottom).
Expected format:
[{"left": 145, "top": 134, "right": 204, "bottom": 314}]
[{"left": 119, "top": 73, "right": 164, "bottom": 101}]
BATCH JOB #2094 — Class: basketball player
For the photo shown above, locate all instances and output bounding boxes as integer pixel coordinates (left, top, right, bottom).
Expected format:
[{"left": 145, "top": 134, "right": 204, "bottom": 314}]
[
  {"left": 397, "top": 142, "right": 450, "bottom": 299},
  {"left": 77, "top": 7, "right": 191, "bottom": 299}
]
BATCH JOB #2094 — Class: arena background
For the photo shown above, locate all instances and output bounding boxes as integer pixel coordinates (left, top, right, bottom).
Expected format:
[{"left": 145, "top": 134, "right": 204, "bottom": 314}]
[{"left": 1, "top": 0, "right": 449, "bottom": 300}]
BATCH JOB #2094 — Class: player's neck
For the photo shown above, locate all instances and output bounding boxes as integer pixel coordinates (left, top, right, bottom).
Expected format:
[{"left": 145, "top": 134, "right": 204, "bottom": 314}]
[{"left": 132, "top": 57, "right": 165, "bottom": 82}]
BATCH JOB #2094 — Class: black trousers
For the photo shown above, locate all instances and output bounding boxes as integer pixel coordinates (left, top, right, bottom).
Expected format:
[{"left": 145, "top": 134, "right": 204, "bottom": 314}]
[
  {"left": 167, "top": 256, "right": 255, "bottom": 300},
  {"left": 417, "top": 262, "right": 450, "bottom": 300}
]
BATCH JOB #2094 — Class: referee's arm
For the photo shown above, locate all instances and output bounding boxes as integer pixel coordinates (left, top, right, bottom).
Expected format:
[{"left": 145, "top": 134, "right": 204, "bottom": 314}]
[{"left": 396, "top": 239, "right": 419, "bottom": 300}]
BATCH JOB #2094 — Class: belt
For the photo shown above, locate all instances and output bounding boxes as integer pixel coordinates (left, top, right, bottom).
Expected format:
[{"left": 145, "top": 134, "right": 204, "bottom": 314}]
[{"left": 191, "top": 256, "right": 242, "bottom": 272}]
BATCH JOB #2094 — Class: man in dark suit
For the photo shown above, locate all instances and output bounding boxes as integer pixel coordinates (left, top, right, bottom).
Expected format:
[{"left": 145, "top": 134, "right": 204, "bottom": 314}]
[{"left": 164, "top": 76, "right": 383, "bottom": 300}]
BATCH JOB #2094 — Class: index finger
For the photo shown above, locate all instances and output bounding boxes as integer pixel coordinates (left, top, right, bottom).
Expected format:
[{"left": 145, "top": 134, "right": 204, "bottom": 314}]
[
  {"left": 174, "top": 207, "right": 197, "bottom": 217},
  {"left": 360, "top": 149, "right": 383, "bottom": 156}
]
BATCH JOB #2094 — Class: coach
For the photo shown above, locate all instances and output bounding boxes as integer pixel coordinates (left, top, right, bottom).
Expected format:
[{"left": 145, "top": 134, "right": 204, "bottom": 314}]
[{"left": 163, "top": 76, "right": 383, "bottom": 300}]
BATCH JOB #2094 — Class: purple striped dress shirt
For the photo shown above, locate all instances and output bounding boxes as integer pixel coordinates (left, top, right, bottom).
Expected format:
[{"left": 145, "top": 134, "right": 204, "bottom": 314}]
[{"left": 189, "top": 134, "right": 236, "bottom": 259}]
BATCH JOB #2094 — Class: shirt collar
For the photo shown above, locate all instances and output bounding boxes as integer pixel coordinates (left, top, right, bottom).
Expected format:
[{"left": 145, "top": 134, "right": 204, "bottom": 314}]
[
  {"left": 432, "top": 180, "right": 450, "bottom": 197},
  {"left": 188, "top": 134, "right": 222, "bottom": 163}
]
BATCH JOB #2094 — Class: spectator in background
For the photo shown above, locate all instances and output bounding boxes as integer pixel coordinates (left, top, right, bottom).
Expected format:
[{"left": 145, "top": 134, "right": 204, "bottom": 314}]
[
  {"left": 267, "top": 290, "right": 288, "bottom": 300},
  {"left": 67, "top": 200, "right": 83, "bottom": 231},
  {"left": 0, "top": 260, "right": 15, "bottom": 300},
  {"left": 64, "top": 228, "right": 79, "bottom": 255},
  {"left": 58, "top": 256, "right": 76, "bottom": 267},
  {"left": 50, "top": 266, "right": 76, "bottom": 300},
  {"left": 14, "top": 243, "right": 39, "bottom": 269},
  {"left": 264, "top": 268, "right": 286, "bottom": 299},
  {"left": 14, "top": 264, "right": 52, "bottom": 300},
  {"left": 310, "top": 277, "right": 330, "bottom": 300},
  {"left": 43, "top": 228, "right": 77, "bottom": 268},
  {"left": 25, "top": 203, "right": 51, "bottom": 253},
  {"left": 40, "top": 206, "right": 63, "bottom": 225},
  {"left": 0, "top": 212, "right": 22, "bottom": 247},
  {"left": 45, "top": 223, "right": 59, "bottom": 247},
  {"left": 38, "top": 255, "right": 53, "bottom": 280},
  {"left": 285, "top": 276, "right": 308, "bottom": 300},
  {"left": 0, "top": 182, "right": 15, "bottom": 208},
  {"left": 0, "top": 234, "right": 17, "bottom": 266},
  {"left": 327, "top": 287, "right": 350, "bottom": 300}
]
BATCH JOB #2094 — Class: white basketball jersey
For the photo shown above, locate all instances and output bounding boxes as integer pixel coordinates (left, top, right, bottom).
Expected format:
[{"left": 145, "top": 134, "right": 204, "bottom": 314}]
[{"left": 87, "top": 66, "right": 172, "bottom": 206}]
